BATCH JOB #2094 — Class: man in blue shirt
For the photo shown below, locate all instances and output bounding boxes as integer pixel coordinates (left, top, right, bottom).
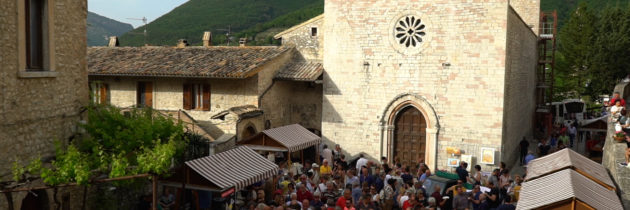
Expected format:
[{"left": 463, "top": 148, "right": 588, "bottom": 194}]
[{"left": 524, "top": 150, "right": 535, "bottom": 166}]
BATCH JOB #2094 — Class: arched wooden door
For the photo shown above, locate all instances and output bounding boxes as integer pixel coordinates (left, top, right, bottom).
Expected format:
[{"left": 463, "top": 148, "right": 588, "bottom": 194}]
[{"left": 393, "top": 106, "right": 427, "bottom": 168}]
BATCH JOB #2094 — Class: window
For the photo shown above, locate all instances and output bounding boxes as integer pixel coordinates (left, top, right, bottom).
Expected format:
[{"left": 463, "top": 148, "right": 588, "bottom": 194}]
[
  {"left": 183, "top": 84, "right": 210, "bottom": 111},
  {"left": 137, "top": 82, "right": 153, "bottom": 107},
  {"left": 26, "top": 0, "right": 45, "bottom": 70},
  {"left": 311, "top": 27, "right": 318, "bottom": 37},
  {"left": 90, "top": 82, "right": 109, "bottom": 104},
  {"left": 394, "top": 15, "right": 425, "bottom": 47}
]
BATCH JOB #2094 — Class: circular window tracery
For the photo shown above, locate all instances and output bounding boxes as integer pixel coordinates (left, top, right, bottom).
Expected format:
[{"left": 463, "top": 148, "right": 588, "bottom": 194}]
[{"left": 395, "top": 16, "right": 426, "bottom": 48}]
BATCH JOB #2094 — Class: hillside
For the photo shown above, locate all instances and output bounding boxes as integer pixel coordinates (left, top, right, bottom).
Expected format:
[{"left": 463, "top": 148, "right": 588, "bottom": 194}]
[
  {"left": 117, "top": 0, "right": 625, "bottom": 47},
  {"left": 87, "top": 12, "right": 134, "bottom": 46},
  {"left": 119, "top": 0, "right": 322, "bottom": 46}
]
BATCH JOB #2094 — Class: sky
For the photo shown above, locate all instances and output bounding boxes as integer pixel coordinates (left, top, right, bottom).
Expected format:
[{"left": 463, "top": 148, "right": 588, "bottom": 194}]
[{"left": 88, "top": 0, "right": 189, "bottom": 28}]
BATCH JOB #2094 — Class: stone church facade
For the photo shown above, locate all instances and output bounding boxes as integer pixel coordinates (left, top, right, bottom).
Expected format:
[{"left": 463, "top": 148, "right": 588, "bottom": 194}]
[{"left": 280, "top": 0, "right": 539, "bottom": 170}]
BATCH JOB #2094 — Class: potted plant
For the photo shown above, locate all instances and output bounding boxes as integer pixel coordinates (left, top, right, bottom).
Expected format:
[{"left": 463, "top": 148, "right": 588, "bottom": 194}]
[{"left": 614, "top": 131, "right": 627, "bottom": 142}]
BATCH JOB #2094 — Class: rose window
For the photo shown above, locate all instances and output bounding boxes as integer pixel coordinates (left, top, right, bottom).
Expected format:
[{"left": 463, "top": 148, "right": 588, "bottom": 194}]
[{"left": 395, "top": 16, "right": 426, "bottom": 47}]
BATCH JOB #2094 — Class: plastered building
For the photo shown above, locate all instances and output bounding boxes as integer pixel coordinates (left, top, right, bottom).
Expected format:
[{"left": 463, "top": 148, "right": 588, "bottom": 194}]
[
  {"left": 277, "top": 0, "right": 539, "bottom": 170},
  {"left": 88, "top": 41, "right": 323, "bottom": 142}
]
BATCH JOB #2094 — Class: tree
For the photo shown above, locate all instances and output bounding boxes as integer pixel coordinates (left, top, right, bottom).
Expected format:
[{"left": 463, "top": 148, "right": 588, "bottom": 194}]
[
  {"left": 13, "top": 105, "right": 187, "bottom": 186},
  {"left": 557, "top": 2, "right": 596, "bottom": 96},
  {"left": 586, "top": 6, "right": 630, "bottom": 97},
  {"left": 556, "top": 3, "right": 630, "bottom": 100}
]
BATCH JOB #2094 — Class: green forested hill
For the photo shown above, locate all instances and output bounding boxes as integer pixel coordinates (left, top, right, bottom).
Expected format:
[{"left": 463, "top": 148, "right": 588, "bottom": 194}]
[
  {"left": 118, "top": 0, "right": 626, "bottom": 46},
  {"left": 119, "top": 0, "right": 323, "bottom": 46},
  {"left": 87, "top": 12, "right": 134, "bottom": 46}
]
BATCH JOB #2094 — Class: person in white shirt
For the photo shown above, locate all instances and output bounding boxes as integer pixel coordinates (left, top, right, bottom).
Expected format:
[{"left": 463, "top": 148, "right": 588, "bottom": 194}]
[
  {"left": 611, "top": 100, "right": 625, "bottom": 122},
  {"left": 356, "top": 154, "right": 368, "bottom": 172},
  {"left": 322, "top": 145, "right": 333, "bottom": 164},
  {"left": 285, "top": 193, "right": 302, "bottom": 209},
  {"left": 568, "top": 123, "right": 577, "bottom": 148}
]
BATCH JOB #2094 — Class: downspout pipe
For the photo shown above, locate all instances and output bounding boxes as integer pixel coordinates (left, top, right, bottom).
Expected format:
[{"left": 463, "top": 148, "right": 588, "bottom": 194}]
[{"left": 379, "top": 122, "right": 385, "bottom": 161}]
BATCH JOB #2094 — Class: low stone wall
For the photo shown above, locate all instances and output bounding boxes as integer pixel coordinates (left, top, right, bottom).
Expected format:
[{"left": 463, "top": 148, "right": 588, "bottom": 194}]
[
  {"left": 602, "top": 124, "right": 630, "bottom": 208},
  {"left": 602, "top": 81, "right": 630, "bottom": 209}
]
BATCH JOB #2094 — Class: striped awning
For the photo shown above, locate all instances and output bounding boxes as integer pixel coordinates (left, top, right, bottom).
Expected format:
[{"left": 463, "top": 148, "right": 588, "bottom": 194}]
[
  {"left": 185, "top": 146, "right": 278, "bottom": 192},
  {"left": 525, "top": 148, "right": 615, "bottom": 189},
  {"left": 262, "top": 124, "right": 321, "bottom": 152},
  {"left": 517, "top": 169, "right": 623, "bottom": 210}
]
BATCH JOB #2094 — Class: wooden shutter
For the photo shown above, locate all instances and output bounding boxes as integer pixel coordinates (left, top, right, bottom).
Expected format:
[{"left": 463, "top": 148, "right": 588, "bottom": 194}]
[
  {"left": 99, "top": 84, "right": 109, "bottom": 104},
  {"left": 183, "top": 84, "right": 192, "bottom": 110},
  {"left": 202, "top": 84, "right": 210, "bottom": 111},
  {"left": 144, "top": 82, "right": 153, "bottom": 108}
]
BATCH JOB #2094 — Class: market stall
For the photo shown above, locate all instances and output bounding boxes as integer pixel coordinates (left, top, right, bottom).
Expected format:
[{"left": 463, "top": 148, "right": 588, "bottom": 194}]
[{"left": 238, "top": 124, "right": 321, "bottom": 165}]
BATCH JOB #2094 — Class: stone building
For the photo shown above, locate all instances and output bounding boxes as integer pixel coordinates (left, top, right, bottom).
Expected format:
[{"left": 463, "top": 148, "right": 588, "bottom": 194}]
[
  {"left": 0, "top": 0, "right": 89, "bottom": 208},
  {"left": 87, "top": 40, "right": 323, "bottom": 141},
  {"left": 276, "top": 0, "right": 539, "bottom": 170}
]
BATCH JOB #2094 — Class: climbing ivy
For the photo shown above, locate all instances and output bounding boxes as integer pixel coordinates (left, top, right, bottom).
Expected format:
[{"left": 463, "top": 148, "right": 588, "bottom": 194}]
[{"left": 13, "top": 105, "right": 187, "bottom": 186}]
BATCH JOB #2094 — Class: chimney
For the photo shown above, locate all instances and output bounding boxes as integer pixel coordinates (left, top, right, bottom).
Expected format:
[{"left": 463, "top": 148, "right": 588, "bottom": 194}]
[
  {"left": 176, "top": 39, "right": 188, "bottom": 48},
  {"left": 239, "top": 38, "right": 247, "bottom": 47},
  {"left": 202, "top": 31, "right": 212, "bottom": 47},
  {"left": 108, "top": 36, "right": 119, "bottom": 47}
]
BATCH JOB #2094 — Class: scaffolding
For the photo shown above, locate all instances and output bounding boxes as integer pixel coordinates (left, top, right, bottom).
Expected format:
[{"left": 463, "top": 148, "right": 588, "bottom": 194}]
[{"left": 536, "top": 11, "right": 558, "bottom": 135}]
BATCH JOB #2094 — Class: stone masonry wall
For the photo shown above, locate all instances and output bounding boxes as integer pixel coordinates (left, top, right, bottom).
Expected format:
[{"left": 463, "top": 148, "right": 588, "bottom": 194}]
[
  {"left": 278, "top": 16, "right": 324, "bottom": 61},
  {"left": 508, "top": 0, "right": 540, "bottom": 35},
  {"left": 0, "top": 0, "right": 88, "bottom": 208},
  {"left": 262, "top": 80, "right": 323, "bottom": 131},
  {"left": 501, "top": 7, "right": 537, "bottom": 166},
  {"left": 322, "top": 0, "right": 513, "bottom": 170}
]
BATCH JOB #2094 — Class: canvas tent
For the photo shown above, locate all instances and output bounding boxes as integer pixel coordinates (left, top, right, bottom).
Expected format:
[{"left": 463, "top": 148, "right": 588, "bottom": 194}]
[
  {"left": 238, "top": 124, "right": 321, "bottom": 164},
  {"left": 162, "top": 146, "right": 278, "bottom": 194}
]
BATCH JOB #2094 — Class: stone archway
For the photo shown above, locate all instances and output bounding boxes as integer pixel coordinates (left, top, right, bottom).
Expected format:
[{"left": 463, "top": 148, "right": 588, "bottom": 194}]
[
  {"left": 20, "top": 190, "right": 49, "bottom": 210},
  {"left": 242, "top": 125, "right": 257, "bottom": 139},
  {"left": 382, "top": 94, "right": 440, "bottom": 170}
]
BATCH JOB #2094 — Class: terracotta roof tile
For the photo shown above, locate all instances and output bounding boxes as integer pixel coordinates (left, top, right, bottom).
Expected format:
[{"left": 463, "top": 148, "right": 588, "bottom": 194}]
[
  {"left": 275, "top": 60, "right": 323, "bottom": 81},
  {"left": 88, "top": 46, "right": 290, "bottom": 78}
]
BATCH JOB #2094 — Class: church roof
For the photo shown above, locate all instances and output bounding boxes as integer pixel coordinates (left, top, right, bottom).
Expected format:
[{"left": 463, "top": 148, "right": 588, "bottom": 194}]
[
  {"left": 88, "top": 46, "right": 290, "bottom": 79},
  {"left": 275, "top": 60, "right": 323, "bottom": 81}
]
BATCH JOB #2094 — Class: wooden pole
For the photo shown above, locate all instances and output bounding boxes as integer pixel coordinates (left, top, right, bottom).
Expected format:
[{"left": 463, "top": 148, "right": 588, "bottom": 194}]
[
  {"left": 316, "top": 145, "right": 320, "bottom": 165},
  {"left": 288, "top": 152, "right": 292, "bottom": 167},
  {"left": 152, "top": 175, "right": 158, "bottom": 210},
  {"left": 301, "top": 150, "right": 304, "bottom": 166},
  {"left": 0, "top": 174, "right": 151, "bottom": 193},
  {"left": 3, "top": 192, "right": 14, "bottom": 210},
  {"left": 182, "top": 168, "right": 188, "bottom": 209}
]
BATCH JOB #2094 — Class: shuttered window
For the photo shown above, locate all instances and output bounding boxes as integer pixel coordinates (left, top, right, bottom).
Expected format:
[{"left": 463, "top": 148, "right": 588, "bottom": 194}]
[
  {"left": 91, "top": 82, "right": 109, "bottom": 104},
  {"left": 137, "top": 82, "right": 153, "bottom": 108},
  {"left": 183, "top": 83, "right": 210, "bottom": 111}
]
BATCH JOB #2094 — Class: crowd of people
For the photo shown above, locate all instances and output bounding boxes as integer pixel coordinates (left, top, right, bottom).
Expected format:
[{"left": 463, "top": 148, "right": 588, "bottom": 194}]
[
  {"left": 608, "top": 92, "right": 630, "bottom": 168},
  {"left": 237, "top": 143, "right": 527, "bottom": 210}
]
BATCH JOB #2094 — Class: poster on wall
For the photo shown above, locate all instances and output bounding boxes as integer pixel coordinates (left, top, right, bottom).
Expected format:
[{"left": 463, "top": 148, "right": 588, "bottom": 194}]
[
  {"left": 447, "top": 158, "right": 460, "bottom": 167},
  {"left": 480, "top": 147, "right": 495, "bottom": 165},
  {"left": 461, "top": 155, "right": 472, "bottom": 171}
]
